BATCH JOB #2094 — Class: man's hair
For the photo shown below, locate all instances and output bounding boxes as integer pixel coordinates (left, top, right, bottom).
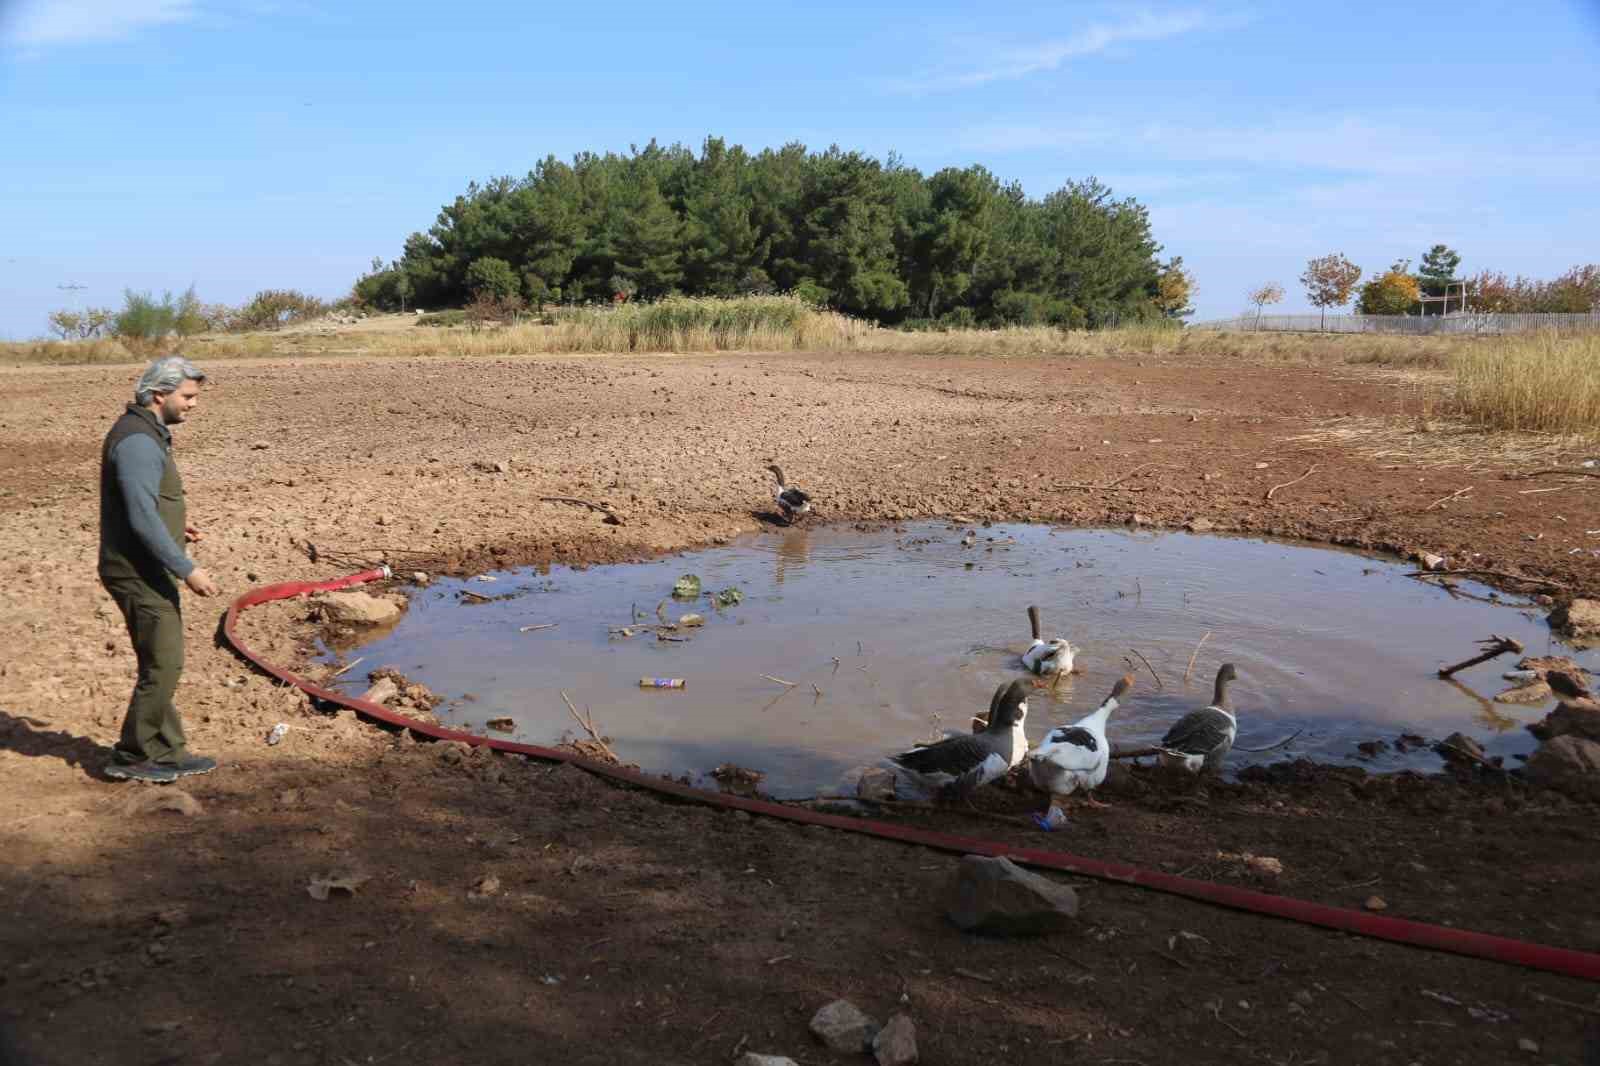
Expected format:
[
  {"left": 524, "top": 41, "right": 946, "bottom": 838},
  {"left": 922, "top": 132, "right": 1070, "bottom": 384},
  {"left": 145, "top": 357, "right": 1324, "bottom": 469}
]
[{"left": 134, "top": 356, "right": 207, "bottom": 407}]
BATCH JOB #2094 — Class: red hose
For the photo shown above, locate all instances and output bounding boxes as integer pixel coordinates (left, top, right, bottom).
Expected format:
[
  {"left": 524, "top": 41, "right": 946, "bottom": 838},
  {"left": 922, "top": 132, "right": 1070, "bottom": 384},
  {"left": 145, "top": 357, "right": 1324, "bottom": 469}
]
[{"left": 225, "top": 569, "right": 1600, "bottom": 983}]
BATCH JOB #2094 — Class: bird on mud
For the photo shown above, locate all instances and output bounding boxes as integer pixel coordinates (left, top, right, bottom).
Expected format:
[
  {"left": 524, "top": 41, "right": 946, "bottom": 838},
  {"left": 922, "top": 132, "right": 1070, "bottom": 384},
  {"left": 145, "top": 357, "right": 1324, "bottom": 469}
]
[
  {"left": 1021, "top": 605, "right": 1077, "bottom": 677},
  {"left": 765, "top": 464, "right": 813, "bottom": 525},
  {"left": 1027, "top": 673, "right": 1135, "bottom": 830},
  {"left": 887, "top": 680, "right": 1031, "bottom": 802},
  {"left": 1157, "top": 663, "right": 1240, "bottom": 776}
]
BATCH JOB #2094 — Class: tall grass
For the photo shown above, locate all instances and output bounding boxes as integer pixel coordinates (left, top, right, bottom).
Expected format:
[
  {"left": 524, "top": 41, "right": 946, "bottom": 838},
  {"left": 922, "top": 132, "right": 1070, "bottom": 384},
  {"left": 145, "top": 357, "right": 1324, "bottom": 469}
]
[{"left": 1454, "top": 330, "right": 1600, "bottom": 434}]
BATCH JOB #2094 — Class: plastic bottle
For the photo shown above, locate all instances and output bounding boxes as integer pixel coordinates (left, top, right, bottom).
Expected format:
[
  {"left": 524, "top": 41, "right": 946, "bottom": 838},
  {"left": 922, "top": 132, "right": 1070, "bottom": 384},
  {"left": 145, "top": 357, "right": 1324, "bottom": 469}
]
[{"left": 639, "top": 678, "right": 686, "bottom": 689}]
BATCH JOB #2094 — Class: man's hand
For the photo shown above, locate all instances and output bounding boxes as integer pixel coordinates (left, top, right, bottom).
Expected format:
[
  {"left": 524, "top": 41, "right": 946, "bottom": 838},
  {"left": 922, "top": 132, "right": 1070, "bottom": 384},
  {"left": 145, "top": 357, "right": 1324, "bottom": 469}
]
[
  {"left": 184, "top": 525, "right": 203, "bottom": 543},
  {"left": 185, "top": 567, "right": 220, "bottom": 597}
]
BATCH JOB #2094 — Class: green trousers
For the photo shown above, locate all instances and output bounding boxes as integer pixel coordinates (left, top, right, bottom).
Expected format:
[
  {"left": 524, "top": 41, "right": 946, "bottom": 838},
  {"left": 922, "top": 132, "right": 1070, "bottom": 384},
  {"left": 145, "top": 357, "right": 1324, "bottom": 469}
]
[{"left": 103, "top": 575, "right": 188, "bottom": 766}]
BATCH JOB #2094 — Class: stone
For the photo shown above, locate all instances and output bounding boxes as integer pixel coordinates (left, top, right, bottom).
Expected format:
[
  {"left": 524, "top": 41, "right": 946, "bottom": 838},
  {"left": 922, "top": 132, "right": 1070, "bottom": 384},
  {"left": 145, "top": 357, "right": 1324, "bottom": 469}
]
[
  {"left": 809, "top": 1000, "right": 880, "bottom": 1053},
  {"left": 359, "top": 677, "right": 399, "bottom": 706},
  {"left": 1529, "top": 701, "right": 1600, "bottom": 743},
  {"left": 1518, "top": 1038, "right": 1540, "bottom": 1054},
  {"left": 945, "top": 854, "right": 1079, "bottom": 936},
  {"left": 1186, "top": 517, "right": 1215, "bottom": 532},
  {"left": 312, "top": 590, "right": 403, "bottom": 626},
  {"left": 486, "top": 717, "right": 515, "bottom": 732},
  {"left": 1549, "top": 599, "right": 1600, "bottom": 641},
  {"left": 125, "top": 790, "right": 203, "bottom": 817},
  {"left": 1495, "top": 681, "right": 1552, "bottom": 705},
  {"left": 1524, "top": 735, "right": 1600, "bottom": 799},
  {"left": 469, "top": 874, "right": 500, "bottom": 899},
  {"left": 1127, "top": 513, "right": 1150, "bottom": 527},
  {"left": 872, "top": 1013, "right": 918, "bottom": 1066},
  {"left": 1363, "top": 895, "right": 1388, "bottom": 912},
  {"left": 1418, "top": 552, "right": 1447, "bottom": 572},
  {"left": 1434, "top": 732, "right": 1485, "bottom": 766},
  {"left": 736, "top": 1056, "right": 799, "bottom": 1066},
  {"left": 856, "top": 767, "right": 898, "bottom": 802}
]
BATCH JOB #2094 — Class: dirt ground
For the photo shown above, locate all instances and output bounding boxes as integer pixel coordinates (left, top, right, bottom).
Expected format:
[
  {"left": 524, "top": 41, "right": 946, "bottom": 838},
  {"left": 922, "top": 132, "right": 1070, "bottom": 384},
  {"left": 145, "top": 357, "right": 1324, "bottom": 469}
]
[{"left": 3, "top": 343, "right": 1600, "bottom": 1066}]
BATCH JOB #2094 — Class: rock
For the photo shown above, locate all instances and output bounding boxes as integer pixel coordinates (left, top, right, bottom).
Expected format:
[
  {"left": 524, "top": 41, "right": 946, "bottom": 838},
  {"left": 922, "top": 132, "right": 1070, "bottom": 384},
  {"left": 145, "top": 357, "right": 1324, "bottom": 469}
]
[
  {"left": 1529, "top": 701, "right": 1600, "bottom": 743},
  {"left": 486, "top": 717, "right": 515, "bottom": 732},
  {"left": 124, "top": 790, "right": 203, "bottom": 817},
  {"left": 1495, "top": 680, "right": 1552, "bottom": 704},
  {"left": 1549, "top": 599, "right": 1600, "bottom": 641},
  {"left": 945, "top": 854, "right": 1079, "bottom": 936},
  {"left": 1185, "top": 517, "right": 1215, "bottom": 532},
  {"left": 1518, "top": 1038, "right": 1540, "bottom": 1054},
  {"left": 1127, "top": 513, "right": 1150, "bottom": 527},
  {"left": 411, "top": 571, "right": 430, "bottom": 585},
  {"left": 469, "top": 874, "right": 500, "bottom": 899},
  {"left": 312, "top": 590, "right": 403, "bottom": 626},
  {"left": 437, "top": 741, "right": 472, "bottom": 765},
  {"left": 736, "top": 1056, "right": 799, "bottom": 1066},
  {"left": 857, "top": 767, "right": 898, "bottom": 802},
  {"left": 809, "top": 1000, "right": 880, "bottom": 1053},
  {"left": 1525, "top": 735, "right": 1600, "bottom": 799},
  {"left": 1418, "top": 552, "right": 1447, "bottom": 572},
  {"left": 359, "top": 677, "right": 399, "bottom": 706},
  {"left": 1356, "top": 739, "right": 1389, "bottom": 758},
  {"left": 1245, "top": 855, "right": 1284, "bottom": 878},
  {"left": 872, "top": 1013, "right": 918, "bottom": 1065},
  {"left": 1434, "top": 732, "right": 1485, "bottom": 766},
  {"left": 1364, "top": 895, "right": 1388, "bottom": 912}
]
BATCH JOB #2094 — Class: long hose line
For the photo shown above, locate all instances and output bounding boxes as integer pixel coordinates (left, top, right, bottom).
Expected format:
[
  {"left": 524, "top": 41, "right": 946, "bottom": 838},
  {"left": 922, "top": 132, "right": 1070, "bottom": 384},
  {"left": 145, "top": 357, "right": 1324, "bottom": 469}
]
[{"left": 222, "top": 567, "right": 1600, "bottom": 983}]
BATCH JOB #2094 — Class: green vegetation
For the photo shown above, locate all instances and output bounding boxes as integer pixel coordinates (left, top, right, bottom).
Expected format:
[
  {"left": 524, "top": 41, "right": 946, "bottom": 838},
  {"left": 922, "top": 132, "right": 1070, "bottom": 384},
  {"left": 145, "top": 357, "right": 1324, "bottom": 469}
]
[{"left": 350, "top": 136, "right": 1183, "bottom": 328}]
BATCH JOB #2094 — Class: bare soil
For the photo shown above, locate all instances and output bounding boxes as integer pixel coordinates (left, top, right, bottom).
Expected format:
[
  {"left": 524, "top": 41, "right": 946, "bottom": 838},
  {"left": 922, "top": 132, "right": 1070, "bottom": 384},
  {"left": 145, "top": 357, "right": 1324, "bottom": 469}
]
[{"left": 3, "top": 345, "right": 1599, "bottom": 1066}]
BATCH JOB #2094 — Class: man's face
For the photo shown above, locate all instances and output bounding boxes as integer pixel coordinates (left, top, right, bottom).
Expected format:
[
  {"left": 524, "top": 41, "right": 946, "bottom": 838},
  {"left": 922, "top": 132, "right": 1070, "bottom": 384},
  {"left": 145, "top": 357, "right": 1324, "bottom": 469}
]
[{"left": 157, "top": 379, "right": 203, "bottom": 426}]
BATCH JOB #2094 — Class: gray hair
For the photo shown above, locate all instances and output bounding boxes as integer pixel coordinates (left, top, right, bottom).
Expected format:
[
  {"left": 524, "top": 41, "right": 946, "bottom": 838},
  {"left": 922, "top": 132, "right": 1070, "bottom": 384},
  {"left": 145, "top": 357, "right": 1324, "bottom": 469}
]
[{"left": 134, "top": 356, "right": 207, "bottom": 407}]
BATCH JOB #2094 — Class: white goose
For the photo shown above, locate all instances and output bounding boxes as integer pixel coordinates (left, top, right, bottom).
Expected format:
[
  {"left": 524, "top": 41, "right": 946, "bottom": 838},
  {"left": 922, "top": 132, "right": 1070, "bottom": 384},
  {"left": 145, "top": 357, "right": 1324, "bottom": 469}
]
[
  {"left": 1021, "top": 605, "right": 1076, "bottom": 676},
  {"left": 1027, "top": 674, "right": 1133, "bottom": 829}
]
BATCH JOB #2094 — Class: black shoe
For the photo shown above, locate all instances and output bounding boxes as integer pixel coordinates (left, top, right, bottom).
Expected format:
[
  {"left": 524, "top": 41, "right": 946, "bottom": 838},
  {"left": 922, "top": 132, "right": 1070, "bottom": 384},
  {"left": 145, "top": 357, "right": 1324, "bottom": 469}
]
[
  {"left": 105, "top": 760, "right": 178, "bottom": 784},
  {"left": 169, "top": 754, "right": 217, "bottom": 778}
]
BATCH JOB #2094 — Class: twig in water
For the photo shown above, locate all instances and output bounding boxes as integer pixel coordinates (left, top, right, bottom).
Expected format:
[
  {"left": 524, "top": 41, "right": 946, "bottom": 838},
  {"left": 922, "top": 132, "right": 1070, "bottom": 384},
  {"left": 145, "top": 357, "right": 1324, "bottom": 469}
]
[
  {"left": 460, "top": 590, "right": 493, "bottom": 603},
  {"left": 329, "top": 656, "right": 364, "bottom": 679},
  {"left": 761, "top": 674, "right": 798, "bottom": 688},
  {"left": 1408, "top": 568, "right": 1566, "bottom": 591},
  {"left": 1234, "top": 728, "right": 1304, "bottom": 753},
  {"left": 1425, "top": 486, "right": 1473, "bottom": 510},
  {"left": 1128, "top": 648, "right": 1164, "bottom": 690},
  {"left": 559, "top": 690, "right": 617, "bottom": 761},
  {"left": 540, "top": 496, "right": 624, "bottom": 525},
  {"left": 812, "top": 684, "right": 823, "bottom": 698},
  {"left": 1436, "top": 634, "right": 1524, "bottom": 679},
  {"left": 1266, "top": 463, "right": 1319, "bottom": 501},
  {"left": 519, "top": 623, "right": 558, "bottom": 633},
  {"left": 1184, "top": 632, "right": 1211, "bottom": 683}
]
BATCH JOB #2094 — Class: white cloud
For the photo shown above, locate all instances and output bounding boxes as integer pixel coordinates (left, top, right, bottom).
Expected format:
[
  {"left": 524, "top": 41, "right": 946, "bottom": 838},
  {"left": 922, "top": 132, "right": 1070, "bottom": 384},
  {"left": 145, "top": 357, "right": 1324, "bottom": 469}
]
[
  {"left": 2, "top": 0, "right": 199, "bottom": 48},
  {"left": 890, "top": 9, "right": 1223, "bottom": 94}
]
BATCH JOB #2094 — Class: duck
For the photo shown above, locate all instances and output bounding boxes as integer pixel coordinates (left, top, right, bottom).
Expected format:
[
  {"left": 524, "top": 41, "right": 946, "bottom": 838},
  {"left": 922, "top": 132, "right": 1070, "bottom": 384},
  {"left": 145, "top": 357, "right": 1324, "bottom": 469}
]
[
  {"left": 888, "top": 680, "right": 1030, "bottom": 801},
  {"left": 766, "top": 464, "right": 812, "bottom": 524},
  {"left": 1027, "top": 673, "right": 1134, "bottom": 829},
  {"left": 1157, "top": 663, "right": 1240, "bottom": 775},
  {"left": 1021, "top": 605, "right": 1076, "bottom": 676}
]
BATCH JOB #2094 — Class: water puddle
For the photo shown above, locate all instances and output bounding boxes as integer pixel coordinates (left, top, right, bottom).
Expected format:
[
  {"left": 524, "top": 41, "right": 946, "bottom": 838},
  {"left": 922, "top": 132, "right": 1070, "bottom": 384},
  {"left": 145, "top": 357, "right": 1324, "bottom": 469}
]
[{"left": 325, "top": 523, "right": 1596, "bottom": 798}]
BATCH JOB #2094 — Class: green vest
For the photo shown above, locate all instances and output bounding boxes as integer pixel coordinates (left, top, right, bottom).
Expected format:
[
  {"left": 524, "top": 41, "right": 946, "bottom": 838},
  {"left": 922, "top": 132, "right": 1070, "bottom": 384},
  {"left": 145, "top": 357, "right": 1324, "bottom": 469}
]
[{"left": 99, "top": 403, "right": 187, "bottom": 585}]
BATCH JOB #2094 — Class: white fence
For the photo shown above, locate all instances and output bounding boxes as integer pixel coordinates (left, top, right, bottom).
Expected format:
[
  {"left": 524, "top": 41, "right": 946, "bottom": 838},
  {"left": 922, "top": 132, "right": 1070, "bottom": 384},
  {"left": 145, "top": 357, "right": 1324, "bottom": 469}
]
[{"left": 1189, "top": 312, "right": 1600, "bottom": 336}]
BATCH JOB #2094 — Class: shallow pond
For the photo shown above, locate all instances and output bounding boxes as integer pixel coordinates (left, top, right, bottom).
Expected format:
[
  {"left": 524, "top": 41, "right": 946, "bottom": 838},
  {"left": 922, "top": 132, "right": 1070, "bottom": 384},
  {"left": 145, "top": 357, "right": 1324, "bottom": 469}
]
[{"left": 328, "top": 523, "right": 1596, "bottom": 798}]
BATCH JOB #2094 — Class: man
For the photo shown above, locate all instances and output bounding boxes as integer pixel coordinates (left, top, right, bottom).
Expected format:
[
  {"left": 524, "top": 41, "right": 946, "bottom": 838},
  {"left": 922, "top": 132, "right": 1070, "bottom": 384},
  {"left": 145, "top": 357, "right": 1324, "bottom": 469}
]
[{"left": 99, "top": 356, "right": 221, "bottom": 783}]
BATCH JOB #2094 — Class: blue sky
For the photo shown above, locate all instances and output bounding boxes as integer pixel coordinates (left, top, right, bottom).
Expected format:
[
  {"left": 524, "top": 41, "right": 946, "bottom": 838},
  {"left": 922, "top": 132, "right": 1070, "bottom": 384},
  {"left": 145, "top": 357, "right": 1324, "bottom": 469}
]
[{"left": 2, "top": 0, "right": 1597, "bottom": 338}]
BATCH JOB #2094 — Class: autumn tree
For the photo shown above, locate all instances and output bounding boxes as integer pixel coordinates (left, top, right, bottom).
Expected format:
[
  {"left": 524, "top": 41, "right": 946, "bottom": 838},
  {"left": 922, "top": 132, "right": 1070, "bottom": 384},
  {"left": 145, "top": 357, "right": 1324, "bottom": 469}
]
[
  {"left": 1154, "top": 257, "right": 1195, "bottom": 318},
  {"left": 1247, "top": 282, "right": 1284, "bottom": 327},
  {"left": 1299, "top": 253, "right": 1362, "bottom": 330},
  {"left": 1357, "top": 260, "right": 1420, "bottom": 316}
]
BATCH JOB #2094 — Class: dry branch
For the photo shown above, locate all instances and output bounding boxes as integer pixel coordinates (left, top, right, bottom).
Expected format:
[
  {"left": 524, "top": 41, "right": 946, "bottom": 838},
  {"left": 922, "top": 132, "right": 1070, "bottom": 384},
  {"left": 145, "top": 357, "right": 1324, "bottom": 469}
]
[
  {"left": 1436, "top": 635, "right": 1525, "bottom": 679},
  {"left": 1265, "top": 463, "right": 1319, "bottom": 501},
  {"left": 1504, "top": 469, "right": 1600, "bottom": 482},
  {"left": 540, "top": 496, "right": 624, "bottom": 525},
  {"left": 1183, "top": 632, "right": 1211, "bottom": 683},
  {"left": 1127, "top": 649, "right": 1164, "bottom": 690},
  {"left": 1424, "top": 487, "right": 1473, "bottom": 510},
  {"left": 560, "top": 689, "right": 617, "bottom": 761},
  {"left": 1061, "top": 464, "right": 1154, "bottom": 491}
]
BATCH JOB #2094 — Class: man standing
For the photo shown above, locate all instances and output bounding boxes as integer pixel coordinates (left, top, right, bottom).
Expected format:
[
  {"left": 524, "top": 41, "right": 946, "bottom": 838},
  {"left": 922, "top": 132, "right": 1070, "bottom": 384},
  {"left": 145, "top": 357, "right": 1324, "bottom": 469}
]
[{"left": 99, "top": 356, "right": 220, "bottom": 783}]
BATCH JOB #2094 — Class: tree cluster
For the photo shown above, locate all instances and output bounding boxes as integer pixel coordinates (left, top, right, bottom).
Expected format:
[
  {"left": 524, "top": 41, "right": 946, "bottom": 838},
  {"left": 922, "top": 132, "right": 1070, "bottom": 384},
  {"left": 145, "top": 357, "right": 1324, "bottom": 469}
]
[{"left": 351, "top": 136, "right": 1189, "bottom": 328}]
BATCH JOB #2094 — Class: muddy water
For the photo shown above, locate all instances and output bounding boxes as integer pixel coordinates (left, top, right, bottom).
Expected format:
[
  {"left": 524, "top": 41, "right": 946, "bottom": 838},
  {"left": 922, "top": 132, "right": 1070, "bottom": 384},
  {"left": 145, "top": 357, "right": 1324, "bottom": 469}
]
[{"left": 331, "top": 524, "right": 1596, "bottom": 798}]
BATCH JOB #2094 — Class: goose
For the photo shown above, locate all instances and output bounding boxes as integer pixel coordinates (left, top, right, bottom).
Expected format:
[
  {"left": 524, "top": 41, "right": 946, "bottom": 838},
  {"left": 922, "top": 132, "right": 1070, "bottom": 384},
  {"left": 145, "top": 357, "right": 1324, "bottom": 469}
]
[
  {"left": 1021, "top": 605, "right": 1076, "bottom": 676},
  {"left": 888, "top": 680, "right": 1030, "bottom": 801},
  {"left": 1027, "top": 674, "right": 1134, "bottom": 829},
  {"left": 1157, "top": 663, "right": 1239, "bottom": 775},
  {"left": 766, "top": 464, "right": 812, "bottom": 524}
]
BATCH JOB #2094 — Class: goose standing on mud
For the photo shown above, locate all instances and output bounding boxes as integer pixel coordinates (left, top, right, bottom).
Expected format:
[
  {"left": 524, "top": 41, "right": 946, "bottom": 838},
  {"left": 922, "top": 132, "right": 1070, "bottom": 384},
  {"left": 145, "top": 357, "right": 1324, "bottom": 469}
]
[
  {"left": 1027, "top": 674, "right": 1134, "bottom": 829},
  {"left": 1021, "top": 605, "right": 1076, "bottom": 676},
  {"left": 1157, "top": 663, "right": 1239, "bottom": 776},
  {"left": 766, "top": 465, "right": 812, "bottom": 525},
  {"left": 888, "top": 680, "right": 1030, "bottom": 801}
]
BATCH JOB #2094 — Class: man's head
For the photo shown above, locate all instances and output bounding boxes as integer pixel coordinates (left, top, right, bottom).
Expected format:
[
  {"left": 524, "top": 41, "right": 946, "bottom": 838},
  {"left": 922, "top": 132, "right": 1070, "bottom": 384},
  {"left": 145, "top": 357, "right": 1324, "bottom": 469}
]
[{"left": 134, "top": 356, "right": 207, "bottom": 426}]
